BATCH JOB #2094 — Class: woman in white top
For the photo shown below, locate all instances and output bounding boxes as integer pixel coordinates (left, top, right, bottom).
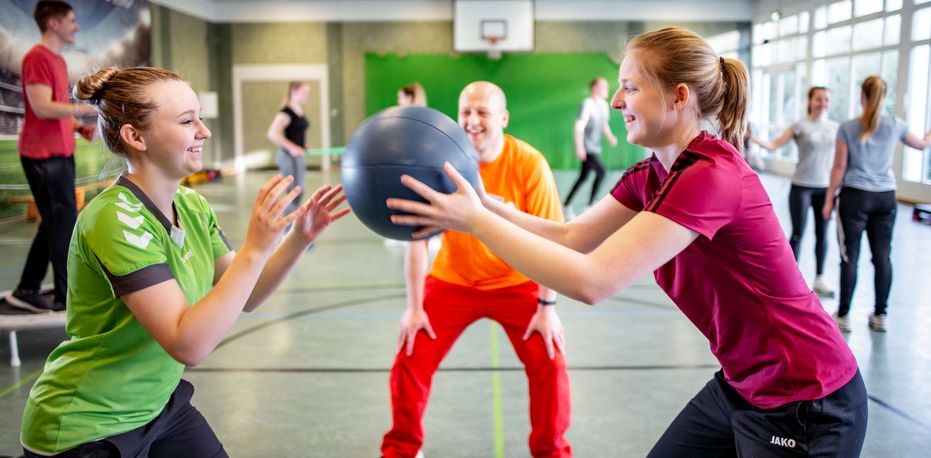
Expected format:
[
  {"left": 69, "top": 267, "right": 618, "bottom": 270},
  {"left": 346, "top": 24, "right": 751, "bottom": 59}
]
[{"left": 752, "top": 87, "right": 838, "bottom": 297}]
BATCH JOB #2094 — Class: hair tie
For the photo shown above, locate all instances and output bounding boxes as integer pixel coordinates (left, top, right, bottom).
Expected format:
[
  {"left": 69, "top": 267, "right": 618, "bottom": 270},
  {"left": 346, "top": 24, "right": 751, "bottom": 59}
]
[{"left": 719, "top": 57, "right": 725, "bottom": 71}]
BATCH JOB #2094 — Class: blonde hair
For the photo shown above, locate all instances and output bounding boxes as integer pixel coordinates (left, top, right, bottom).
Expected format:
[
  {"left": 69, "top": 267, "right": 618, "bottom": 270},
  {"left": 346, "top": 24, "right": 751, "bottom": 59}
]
[
  {"left": 74, "top": 66, "right": 185, "bottom": 157},
  {"left": 626, "top": 26, "right": 749, "bottom": 151},
  {"left": 399, "top": 83, "right": 427, "bottom": 107},
  {"left": 859, "top": 76, "right": 886, "bottom": 143}
]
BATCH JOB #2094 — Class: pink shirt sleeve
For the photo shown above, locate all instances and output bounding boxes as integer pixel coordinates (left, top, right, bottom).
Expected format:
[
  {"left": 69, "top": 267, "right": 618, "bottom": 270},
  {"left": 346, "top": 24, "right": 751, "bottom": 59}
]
[
  {"left": 610, "top": 159, "right": 651, "bottom": 211},
  {"left": 644, "top": 154, "right": 741, "bottom": 240}
]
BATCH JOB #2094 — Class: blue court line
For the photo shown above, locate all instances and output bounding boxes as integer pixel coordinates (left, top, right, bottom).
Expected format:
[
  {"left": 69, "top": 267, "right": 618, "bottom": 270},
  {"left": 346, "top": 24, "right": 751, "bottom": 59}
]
[
  {"left": 868, "top": 394, "right": 931, "bottom": 432},
  {"left": 188, "top": 364, "right": 723, "bottom": 373},
  {"left": 237, "top": 309, "right": 681, "bottom": 320},
  {"left": 215, "top": 293, "right": 406, "bottom": 350}
]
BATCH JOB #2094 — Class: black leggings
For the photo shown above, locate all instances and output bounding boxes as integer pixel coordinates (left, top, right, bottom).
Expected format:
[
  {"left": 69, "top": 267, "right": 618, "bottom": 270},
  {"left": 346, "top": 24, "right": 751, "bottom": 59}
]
[
  {"left": 836, "top": 187, "right": 896, "bottom": 317},
  {"left": 788, "top": 185, "right": 829, "bottom": 275},
  {"left": 563, "top": 153, "right": 606, "bottom": 206}
]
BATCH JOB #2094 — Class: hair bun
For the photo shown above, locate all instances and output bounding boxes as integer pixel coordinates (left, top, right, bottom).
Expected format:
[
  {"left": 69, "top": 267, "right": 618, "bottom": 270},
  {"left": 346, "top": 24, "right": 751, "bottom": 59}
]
[{"left": 74, "top": 67, "right": 119, "bottom": 103}]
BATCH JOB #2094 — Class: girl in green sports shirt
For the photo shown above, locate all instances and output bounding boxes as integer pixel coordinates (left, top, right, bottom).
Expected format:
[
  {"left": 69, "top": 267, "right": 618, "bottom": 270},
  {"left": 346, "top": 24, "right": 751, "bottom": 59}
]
[{"left": 21, "top": 66, "right": 349, "bottom": 457}]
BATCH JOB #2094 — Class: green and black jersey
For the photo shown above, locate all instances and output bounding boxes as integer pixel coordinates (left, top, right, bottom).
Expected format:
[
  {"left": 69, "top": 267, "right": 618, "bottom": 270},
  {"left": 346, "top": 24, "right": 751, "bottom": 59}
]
[{"left": 22, "top": 176, "right": 232, "bottom": 454}]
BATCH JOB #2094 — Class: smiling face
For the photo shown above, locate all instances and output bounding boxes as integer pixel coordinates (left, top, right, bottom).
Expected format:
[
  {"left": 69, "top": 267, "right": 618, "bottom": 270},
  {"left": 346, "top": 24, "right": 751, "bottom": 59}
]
[
  {"left": 458, "top": 82, "right": 509, "bottom": 161},
  {"left": 808, "top": 88, "right": 830, "bottom": 118},
  {"left": 611, "top": 53, "right": 676, "bottom": 149},
  {"left": 137, "top": 80, "right": 211, "bottom": 179}
]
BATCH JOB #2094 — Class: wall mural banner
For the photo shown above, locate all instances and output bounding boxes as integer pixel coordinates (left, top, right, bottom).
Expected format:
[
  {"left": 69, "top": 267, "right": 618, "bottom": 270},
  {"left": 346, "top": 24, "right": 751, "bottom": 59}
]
[{"left": 0, "top": 0, "right": 150, "bottom": 136}]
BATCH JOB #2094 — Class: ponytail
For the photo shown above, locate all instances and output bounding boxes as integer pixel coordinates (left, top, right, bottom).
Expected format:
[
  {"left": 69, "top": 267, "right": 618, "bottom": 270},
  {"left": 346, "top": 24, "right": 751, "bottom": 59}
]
[
  {"left": 718, "top": 57, "right": 750, "bottom": 152},
  {"left": 859, "top": 76, "right": 885, "bottom": 143}
]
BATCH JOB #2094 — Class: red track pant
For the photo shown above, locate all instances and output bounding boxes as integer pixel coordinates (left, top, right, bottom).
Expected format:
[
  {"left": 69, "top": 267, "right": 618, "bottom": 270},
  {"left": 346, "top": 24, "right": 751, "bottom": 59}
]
[{"left": 381, "top": 276, "right": 572, "bottom": 458}]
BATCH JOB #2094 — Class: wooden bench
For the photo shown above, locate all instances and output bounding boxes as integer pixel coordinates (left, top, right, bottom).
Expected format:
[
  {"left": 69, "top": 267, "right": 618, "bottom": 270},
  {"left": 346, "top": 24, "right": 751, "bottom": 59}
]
[{"left": 10, "top": 179, "right": 113, "bottom": 221}]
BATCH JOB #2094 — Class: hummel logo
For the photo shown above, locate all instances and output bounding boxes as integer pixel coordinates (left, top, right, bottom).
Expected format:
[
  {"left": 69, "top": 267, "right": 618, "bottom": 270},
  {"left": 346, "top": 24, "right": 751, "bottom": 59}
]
[
  {"left": 117, "top": 211, "right": 144, "bottom": 229},
  {"left": 116, "top": 193, "right": 143, "bottom": 212},
  {"left": 770, "top": 436, "right": 796, "bottom": 448},
  {"left": 123, "top": 230, "right": 153, "bottom": 249}
]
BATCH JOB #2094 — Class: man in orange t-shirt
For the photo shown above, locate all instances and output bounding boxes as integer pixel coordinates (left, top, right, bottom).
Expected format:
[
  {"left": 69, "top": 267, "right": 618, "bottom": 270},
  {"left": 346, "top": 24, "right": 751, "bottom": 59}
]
[{"left": 381, "top": 82, "right": 571, "bottom": 458}]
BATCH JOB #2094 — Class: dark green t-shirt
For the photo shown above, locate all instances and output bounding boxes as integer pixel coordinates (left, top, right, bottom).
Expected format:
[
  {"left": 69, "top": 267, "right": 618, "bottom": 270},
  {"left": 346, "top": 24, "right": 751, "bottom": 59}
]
[{"left": 22, "top": 177, "right": 231, "bottom": 453}]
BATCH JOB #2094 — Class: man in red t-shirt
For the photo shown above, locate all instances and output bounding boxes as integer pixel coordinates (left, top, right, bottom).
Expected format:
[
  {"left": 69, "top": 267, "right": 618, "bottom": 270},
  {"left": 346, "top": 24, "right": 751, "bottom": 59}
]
[{"left": 8, "top": 1, "right": 96, "bottom": 313}]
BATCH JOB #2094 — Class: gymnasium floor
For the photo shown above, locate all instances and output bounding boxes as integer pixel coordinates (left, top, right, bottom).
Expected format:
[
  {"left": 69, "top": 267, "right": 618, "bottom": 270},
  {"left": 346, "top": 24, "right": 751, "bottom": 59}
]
[{"left": 0, "top": 169, "right": 929, "bottom": 457}]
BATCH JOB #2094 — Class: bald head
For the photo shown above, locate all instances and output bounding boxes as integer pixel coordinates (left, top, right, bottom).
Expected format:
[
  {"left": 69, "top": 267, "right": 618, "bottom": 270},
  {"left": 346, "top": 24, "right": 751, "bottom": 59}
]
[
  {"left": 459, "top": 81, "right": 507, "bottom": 112},
  {"left": 458, "top": 81, "right": 510, "bottom": 161}
]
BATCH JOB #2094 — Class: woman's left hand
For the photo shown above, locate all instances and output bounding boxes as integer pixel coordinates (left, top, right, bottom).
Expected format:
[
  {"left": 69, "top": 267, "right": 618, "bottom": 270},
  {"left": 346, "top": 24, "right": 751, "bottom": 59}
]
[
  {"left": 387, "top": 162, "right": 486, "bottom": 237},
  {"left": 293, "top": 184, "right": 351, "bottom": 245}
]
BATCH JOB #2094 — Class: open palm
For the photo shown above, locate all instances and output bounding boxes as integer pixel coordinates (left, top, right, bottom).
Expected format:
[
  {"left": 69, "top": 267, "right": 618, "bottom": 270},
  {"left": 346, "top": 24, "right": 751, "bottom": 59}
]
[{"left": 294, "top": 184, "right": 351, "bottom": 244}]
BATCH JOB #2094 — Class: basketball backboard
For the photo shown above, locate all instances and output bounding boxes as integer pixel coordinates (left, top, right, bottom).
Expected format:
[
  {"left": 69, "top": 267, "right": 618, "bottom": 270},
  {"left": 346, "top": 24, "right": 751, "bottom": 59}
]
[{"left": 454, "top": 0, "right": 534, "bottom": 54}]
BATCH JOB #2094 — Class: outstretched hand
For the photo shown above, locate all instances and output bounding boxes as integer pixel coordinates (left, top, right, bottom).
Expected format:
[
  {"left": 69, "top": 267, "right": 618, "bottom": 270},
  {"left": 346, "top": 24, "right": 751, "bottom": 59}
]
[
  {"left": 293, "top": 184, "right": 351, "bottom": 245},
  {"left": 243, "top": 175, "right": 303, "bottom": 257},
  {"left": 387, "top": 162, "right": 486, "bottom": 238}
]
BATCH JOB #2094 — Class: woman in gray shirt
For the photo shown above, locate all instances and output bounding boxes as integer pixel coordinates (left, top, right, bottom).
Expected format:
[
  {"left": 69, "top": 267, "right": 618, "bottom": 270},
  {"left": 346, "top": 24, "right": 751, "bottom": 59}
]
[
  {"left": 823, "top": 76, "right": 931, "bottom": 333},
  {"left": 753, "top": 87, "right": 837, "bottom": 297}
]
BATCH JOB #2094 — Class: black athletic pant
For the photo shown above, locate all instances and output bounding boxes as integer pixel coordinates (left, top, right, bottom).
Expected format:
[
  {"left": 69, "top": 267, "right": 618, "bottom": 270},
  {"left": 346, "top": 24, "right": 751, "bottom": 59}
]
[
  {"left": 24, "top": 380, "right": 228, "bottom": 458},
  {"left": 18, "top": 155, "right": 77, "bottom": 304},
  {"left": 563, "top": 153, "right": 606, "bottom": 207},
  {"left": 647, "top": 370, "right": 868, "bottom": 458},
  {"left": 836, "top": 187, "right": 896, "bottom": 317},
  {"left": 788, "top": 185, "right": 829, "bottom": 275}
]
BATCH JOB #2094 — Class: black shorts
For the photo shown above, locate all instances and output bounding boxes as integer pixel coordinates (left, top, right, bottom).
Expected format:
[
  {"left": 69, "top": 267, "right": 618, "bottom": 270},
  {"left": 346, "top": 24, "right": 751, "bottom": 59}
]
[
  {"left": 24, "top": 380, "right": 227, "bottom": 458},
  {"left": 647, "top": 370, "right": 868, "bottom": 457}
]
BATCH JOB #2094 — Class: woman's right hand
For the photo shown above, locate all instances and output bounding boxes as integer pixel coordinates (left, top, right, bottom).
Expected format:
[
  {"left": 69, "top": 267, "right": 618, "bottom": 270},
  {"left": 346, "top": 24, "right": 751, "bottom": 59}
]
[
  {"left": 387, "top": 162, "right": 487, "bottom": 235},
  {"left": 242, "top": 175, "right": 303, "bottom": 257},
  {"left": 398, "top": 308, "right": 436, "bottom": 356},
  {"left": 288, "top": 145, "right": 306, "bottom": 157}
]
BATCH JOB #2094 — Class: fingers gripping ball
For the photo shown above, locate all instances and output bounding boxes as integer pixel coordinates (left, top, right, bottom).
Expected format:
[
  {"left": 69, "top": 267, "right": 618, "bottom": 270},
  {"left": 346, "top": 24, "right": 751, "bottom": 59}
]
[{"left": 341, "top": 106, "right": 480, "bottom": 241}]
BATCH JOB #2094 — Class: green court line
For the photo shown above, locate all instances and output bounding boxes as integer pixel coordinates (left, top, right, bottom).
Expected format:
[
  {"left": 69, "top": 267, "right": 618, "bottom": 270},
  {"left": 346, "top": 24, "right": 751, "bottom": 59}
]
[
  {"left": 0, "top": 368, "right": 43, "bottom": 400},
  {"left": 490, "top": 322, "right": 505, "bottom": 458}
]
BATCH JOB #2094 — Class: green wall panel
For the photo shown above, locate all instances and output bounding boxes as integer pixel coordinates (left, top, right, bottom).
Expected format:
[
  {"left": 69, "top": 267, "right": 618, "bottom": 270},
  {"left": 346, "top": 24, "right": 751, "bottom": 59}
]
[{"left": 364, "top": 53, "right": 642, "bottom": 171}]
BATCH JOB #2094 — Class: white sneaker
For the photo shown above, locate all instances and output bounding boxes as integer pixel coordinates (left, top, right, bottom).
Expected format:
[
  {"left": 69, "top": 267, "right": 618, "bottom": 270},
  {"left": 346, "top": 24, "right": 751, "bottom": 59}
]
[
  {"left": 563, "top": 205, "right": 576, "bottom": 221},
  {"left": 415, "top": 451, "right": 424, "bottom": 458},
  {"left": 813, "top": 276, "right": 835, "bottom": 297},
  {"left": 832, "top": 312, "right": 850, "bottom": 332},
  {"left": 868, "top": 314, "right": 886, "bottom": 332}
]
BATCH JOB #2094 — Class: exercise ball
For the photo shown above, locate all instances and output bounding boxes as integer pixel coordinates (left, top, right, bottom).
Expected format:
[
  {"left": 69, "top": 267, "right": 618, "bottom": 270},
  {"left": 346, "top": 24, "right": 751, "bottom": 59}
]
[{"left": 341, "top": 106, "right": 480, "bottom": 241}]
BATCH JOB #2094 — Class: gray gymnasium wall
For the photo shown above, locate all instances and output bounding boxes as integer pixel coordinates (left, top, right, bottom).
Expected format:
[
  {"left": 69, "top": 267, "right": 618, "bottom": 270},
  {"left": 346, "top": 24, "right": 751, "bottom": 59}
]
[{"left": 150, "top": 6, "right": 748, "bottom": 165}]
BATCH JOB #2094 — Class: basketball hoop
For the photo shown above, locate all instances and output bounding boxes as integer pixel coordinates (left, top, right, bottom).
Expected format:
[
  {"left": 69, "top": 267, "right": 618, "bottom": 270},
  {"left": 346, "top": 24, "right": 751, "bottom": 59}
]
[
  {"left": 480, "top": 19, "right": 507, "bottom": 60},
  {"left": 484, "top": 36, "right": 503, "bottom": 60}
]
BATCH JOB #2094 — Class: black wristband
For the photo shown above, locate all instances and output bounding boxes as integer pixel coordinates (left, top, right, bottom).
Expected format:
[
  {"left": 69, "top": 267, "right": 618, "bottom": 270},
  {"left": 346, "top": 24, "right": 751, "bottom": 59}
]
[{"left": 537, "top": 298, "right": 557, "bottom": 306}]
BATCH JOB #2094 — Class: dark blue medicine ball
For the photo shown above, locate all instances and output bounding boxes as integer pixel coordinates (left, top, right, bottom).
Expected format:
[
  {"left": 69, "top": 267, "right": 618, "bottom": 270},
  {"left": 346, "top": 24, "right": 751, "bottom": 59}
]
[{"left": 341, "top": 106, "right": 480, "bottom": 241}]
